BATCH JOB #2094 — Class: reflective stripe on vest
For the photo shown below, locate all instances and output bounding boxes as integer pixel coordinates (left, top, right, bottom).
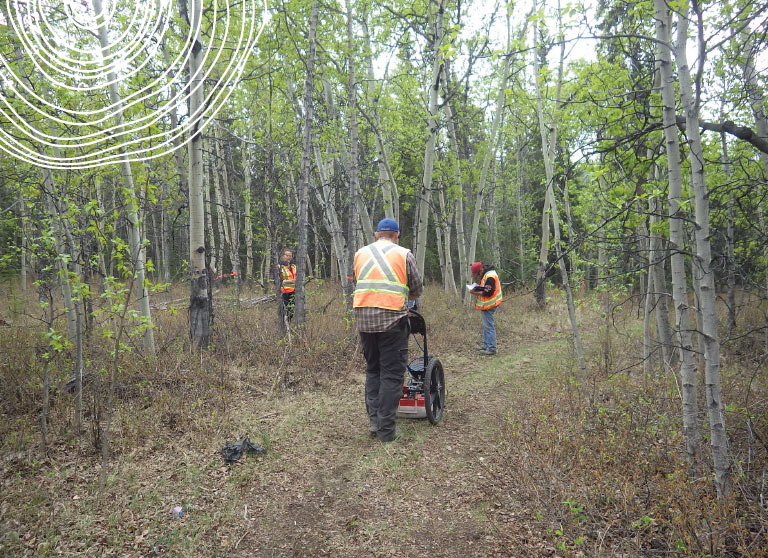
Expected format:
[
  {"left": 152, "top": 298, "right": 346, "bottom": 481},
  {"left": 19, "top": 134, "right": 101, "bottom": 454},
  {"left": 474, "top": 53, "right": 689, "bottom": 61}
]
[
  {"left": 353, "top": 241, "right": 409, "bottom": 310},
  {"left": 280, "top": 264, "right": 296, "bottom": 293},
  {"left": 474, "top": 270, "right": 503, "bottom": 310}
]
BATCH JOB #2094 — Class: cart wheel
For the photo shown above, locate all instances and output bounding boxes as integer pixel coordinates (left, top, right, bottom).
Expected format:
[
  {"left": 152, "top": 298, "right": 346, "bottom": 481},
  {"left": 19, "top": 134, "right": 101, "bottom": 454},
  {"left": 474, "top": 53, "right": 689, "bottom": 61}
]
[{"left": 424, "top": 357, "right": 445, "bottom": 424}]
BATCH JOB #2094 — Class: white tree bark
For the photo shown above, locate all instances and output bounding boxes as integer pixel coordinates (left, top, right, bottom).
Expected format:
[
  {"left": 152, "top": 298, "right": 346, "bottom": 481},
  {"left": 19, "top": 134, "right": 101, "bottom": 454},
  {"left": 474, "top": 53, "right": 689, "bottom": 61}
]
[
  {"left": 92, "top": 0, "right": 154, "bottom": 355},
  {"left": 346, "top": 0, "right": 363, "bottom": 304},
  {"left": 653, "top": 0, "right": 699, "bottom": 471},
  {"left": 532, "top": 11, "right": 561, "bottom": 307},
  {"left": 361, "top": 14, "right": 399, "bottom": 220},
  {"left": 294, "top": 0, "right": 319, "bottom": 324},
  {"left": 467, "top": 9, "right": 514, "bottom": 286},
  {"left": 674, "top": 4, "right": 730, "bottom": 497},
  {"left": 532, "top": 10, "right": 586, "bottom": 380},
  {"left": 415, "top": 0, "right": 445, "bottom": 275},
  {"left": 742, "top": 32, "right": 768, "bottom": 354},
  {"left": 187, "top": 0, "right": 212, "bottom": 348},
  {"left": 243, "top": 137, "right": 254, "bottom": 281}
]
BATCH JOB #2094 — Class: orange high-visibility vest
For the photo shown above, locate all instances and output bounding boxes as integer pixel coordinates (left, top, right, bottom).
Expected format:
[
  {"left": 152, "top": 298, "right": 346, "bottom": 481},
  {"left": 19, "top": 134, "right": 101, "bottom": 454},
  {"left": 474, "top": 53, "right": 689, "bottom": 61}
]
[
  {"left": 474, "top": 270, "right": 503, "bottom": 310},
  {"left": 353, "top": 240, "right": 410, "bottom": 311},
  {"left": 279, "top": 264, "right": 296, "bottom": 294}
]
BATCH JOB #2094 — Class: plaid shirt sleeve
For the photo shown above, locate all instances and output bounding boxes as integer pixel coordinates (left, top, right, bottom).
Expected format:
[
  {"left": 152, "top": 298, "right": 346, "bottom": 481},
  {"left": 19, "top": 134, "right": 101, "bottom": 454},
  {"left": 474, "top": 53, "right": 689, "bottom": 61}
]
[{"left": 406, "top": 251, "right": 423, "bottom": 299}]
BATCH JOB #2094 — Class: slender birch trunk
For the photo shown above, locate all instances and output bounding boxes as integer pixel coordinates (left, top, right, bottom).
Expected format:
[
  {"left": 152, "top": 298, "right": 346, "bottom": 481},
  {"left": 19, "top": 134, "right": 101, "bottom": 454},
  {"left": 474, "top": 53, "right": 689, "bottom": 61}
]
[
  {"left": 361, "top": 13, "right": 399, "bottom": 220},
  {"left": 641, "top": 219, "right": 654, "bottom": 375},
  {"left": 516, "top": 142, "right": 525, "bottom": 284},
  {"left": 467, "top": 9, "right": 514, "bottom": 284},
  {"left": 532, "top": 16, "right": 560, "bottom": 307},
  {"left": 215, "top": 127, "right": 241, "bottom": 281},
  {"left": 346, "top": 0, "right": 362, "bottom": 305},
  {"left": 92, "top": 0, "right": 154, "bottom": 355},
  {"left": 442, "top": 80, "right": 469, "bottom": 297},
  {"left": 653, "top": 0, "right": 699, "bottom": 471},
  {"left": 243, "top": 137, "right": 254, "bottom": 282},
  {"left": 720, "top": 129, "right": 736, "bottom": 332},
  {"left": 187, "top": 0, "right": 213, "bottom": 348},
  {"left": 532, "top": 9, "right": 586, "bottom": 380},
  {"left": 742, "top": 32, "right": 768, "bottom": 354},
  {"left": 204, "top": 146, "right": 218, "bottom": 278},
  {"left": 649, "top": 194, "right": 675, "bottom": 367},
  {"left": 437, "top": 185, "right": 458, "bottom": 294},
  {"left": 294, "top": 0, "right": 318, "bottom": 324},
  {"left": 19, "top": 188, "right": 27, "bottom": 290},
  {"left": 415, "top": 0, "right": 445, "bottom": 275},
  {"left": 673, "top": 4, "right": 731, "bottom": 498}
]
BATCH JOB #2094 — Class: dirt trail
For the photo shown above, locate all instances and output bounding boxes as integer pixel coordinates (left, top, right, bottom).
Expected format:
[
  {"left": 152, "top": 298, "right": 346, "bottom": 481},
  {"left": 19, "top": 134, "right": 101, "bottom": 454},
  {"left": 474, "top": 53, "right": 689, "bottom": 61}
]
[{"left": 227, "top": 334, "right": 563, "bottom": 557}]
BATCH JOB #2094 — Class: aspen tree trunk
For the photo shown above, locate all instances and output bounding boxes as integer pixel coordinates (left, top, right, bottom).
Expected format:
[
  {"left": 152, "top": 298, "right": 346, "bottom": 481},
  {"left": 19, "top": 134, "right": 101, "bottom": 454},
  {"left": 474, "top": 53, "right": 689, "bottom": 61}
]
[
  {"left": 309, "top": 202, "right": 321, "bottom": 277},
  {"left": 562, "top": 177, "right": 576, "bottom": 276},
  {"left": 346, "top": 0, "right": 362, "bottom": 305},
  {"left": 649, "top": 194, "right": 675, "bottom": 367},
  {"left": 415, "top": 0, "right": 445, "bottom": 275},
  {"left": 643, "top": 251, "right": 655, "bottom": 375},
  {"left": 39, "top": 284, "right": 54, "bottom": 456},
  {"left": 94, "top": 178, "right": 109, "bottom": 286},
  {"left": 437, "top": 185, "right": 458, "bottom": 294},
  {"left": 515, "top": 142, "right": 525, "bottom": 284},
  {"left": 320, "top": 77, "right": 374, "bottom": 241},
  {"left": 162, "top": 42, "right": 189, "bottom": 261},
  {"left": 19, "top": 189, "right": 27, "bottom": 290},
  {"left": 533, "top": 18, "right": 558, "bottom": 307},
  {"left": 653, "top": 0, "right": 699, "bottom": 471},
  {"left": 42, "top": 184, "right": 83, "bottom": 432},
  {"left": 641, "top": 217, "right": 654, "bottom": 375},
  {"left": 442, "top": 82, "right": 469, "bottom": 296},
  {"left": 312, "top": 142, "right": 350, "bottom": 286},
  {"left": 361, "top": 14, "right": 399, "bottom": 220},
  {"left": 532, "top": 10, "right": 586, "bottom": 380},
  {"left": 92, "top": 0, "right": 154, "bottom": 354},
  {"left": 467, "top": 8, "right": 513, "bottom": 288},
  {"left": 287, "top": 72, "right": 350, "bottom": 291},
  {"left": 720, "top": 129, "right": 736, "bottom": 332},
  {"left": 674, "top": 5, "right": 731, "bottom": 498},
  {"left": 10, "top": 44, "right": 80, "bottom": 343},
  {"left": 160, "top": 180, "right": 171, "bottom": 284},
  {"left": 243, "top": 137, "right": 254, "bottom": 281},
  {"left": 742, "top": 33, "right": 768, "bottom": 354},
  {"left": 187, "top": 0, "right": 213, "bottom": 348},
  {"left": 204, "top": 147, "right": 218, "bottom": 278},
  {"left": 294, "top": 0, "right": 318, "bottom": 324},
  {"left": 212, "top": 134, "right": 230, "bottom": 273},
  {"left": 215, "top": 127, "right": 241, "bottom": 282}
]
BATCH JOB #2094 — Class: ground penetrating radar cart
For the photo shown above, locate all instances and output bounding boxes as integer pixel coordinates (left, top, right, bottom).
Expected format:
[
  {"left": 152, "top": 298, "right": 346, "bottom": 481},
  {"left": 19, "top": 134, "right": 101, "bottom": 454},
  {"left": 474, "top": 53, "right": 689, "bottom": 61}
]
[{"left": 396, "top": 310, "right": 446, "bottom": 424}]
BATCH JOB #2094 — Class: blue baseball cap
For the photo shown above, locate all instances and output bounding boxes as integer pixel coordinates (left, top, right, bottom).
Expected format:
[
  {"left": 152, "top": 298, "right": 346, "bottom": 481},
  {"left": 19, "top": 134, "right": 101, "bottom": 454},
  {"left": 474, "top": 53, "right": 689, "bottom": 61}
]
[{"left": 377, "top": 218, "right": 399, "bottom": 232}]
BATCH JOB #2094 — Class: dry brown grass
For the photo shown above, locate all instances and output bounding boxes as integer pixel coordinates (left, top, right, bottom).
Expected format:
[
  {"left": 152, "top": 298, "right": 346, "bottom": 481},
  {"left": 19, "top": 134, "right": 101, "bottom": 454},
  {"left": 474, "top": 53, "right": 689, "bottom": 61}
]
[{"left": 1, "top": 280, "right": 767, "bottom": 557}]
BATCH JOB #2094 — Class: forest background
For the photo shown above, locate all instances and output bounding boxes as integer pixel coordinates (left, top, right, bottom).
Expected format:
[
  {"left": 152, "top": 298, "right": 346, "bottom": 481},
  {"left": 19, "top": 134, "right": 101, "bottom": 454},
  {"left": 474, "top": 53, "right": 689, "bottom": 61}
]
[{"left": 1, "top": 0, "right": 768, "bottom": 555}]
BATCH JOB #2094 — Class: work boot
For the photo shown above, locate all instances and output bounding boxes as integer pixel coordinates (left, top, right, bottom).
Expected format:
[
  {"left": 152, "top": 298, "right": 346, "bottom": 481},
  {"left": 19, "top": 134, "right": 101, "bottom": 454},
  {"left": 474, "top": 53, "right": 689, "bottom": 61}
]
[
  {"left": 368, "top": 418, "right": 378, "bottom": 437},
  {"left": 378, "top": 426, "right": 403, "bottom": 443},
  {"left": 478, "top": 349, "right": 497, "bottom": 356}
]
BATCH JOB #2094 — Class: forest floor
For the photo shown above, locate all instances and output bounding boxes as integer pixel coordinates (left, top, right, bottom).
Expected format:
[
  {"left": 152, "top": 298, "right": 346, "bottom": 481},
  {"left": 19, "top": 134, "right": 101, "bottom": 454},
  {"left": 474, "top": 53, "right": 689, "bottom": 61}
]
[{"left": 1, "top": 283, "right": 767, "bottom": 557}]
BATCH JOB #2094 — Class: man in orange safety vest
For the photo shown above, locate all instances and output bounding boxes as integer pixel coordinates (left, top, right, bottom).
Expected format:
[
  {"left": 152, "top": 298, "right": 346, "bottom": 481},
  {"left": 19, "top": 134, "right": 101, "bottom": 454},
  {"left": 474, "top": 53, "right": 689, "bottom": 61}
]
[{"left": 354, "top": 218, "right": 423, "bottom": 442}]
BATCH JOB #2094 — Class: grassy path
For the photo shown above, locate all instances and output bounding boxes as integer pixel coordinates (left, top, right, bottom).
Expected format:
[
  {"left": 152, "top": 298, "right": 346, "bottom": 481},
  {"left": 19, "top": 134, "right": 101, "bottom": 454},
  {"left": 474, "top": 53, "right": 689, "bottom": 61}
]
[
  {"left": 222, "top": 334, "right": 567, "bottom": 557},
  {"left": 1, "top": 307, "right": 571, "bottom": 557}
]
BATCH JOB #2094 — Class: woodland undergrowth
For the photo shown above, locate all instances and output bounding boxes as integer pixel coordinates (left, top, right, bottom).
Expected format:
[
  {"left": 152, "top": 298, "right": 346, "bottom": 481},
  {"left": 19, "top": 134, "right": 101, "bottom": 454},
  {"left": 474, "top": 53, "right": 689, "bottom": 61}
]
[{"left": 0, "top": 281, "right": 767, "bottom": 556}]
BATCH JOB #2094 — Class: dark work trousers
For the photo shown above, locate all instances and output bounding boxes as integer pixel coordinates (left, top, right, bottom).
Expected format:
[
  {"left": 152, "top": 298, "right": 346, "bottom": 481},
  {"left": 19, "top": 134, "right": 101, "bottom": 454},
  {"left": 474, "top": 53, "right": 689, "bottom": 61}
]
[
  {"left": 360, "top": 317, "right": 409, "bottom": 442},
  {"left": 282, "top": 292, "right": 295, "bottom": 321}
]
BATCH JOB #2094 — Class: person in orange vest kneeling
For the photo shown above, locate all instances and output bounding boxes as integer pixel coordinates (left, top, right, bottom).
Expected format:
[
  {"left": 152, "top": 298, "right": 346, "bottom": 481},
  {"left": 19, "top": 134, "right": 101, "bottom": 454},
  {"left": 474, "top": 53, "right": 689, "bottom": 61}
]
[
  {"left": 468, "top": 262, "right": 503, "bottom": 356},
  {"left": 278, "top": 248, "right": 297, "bottom": 321},
  {"left": 354, "top": 218, "right": 423, "bottom": 443}
]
